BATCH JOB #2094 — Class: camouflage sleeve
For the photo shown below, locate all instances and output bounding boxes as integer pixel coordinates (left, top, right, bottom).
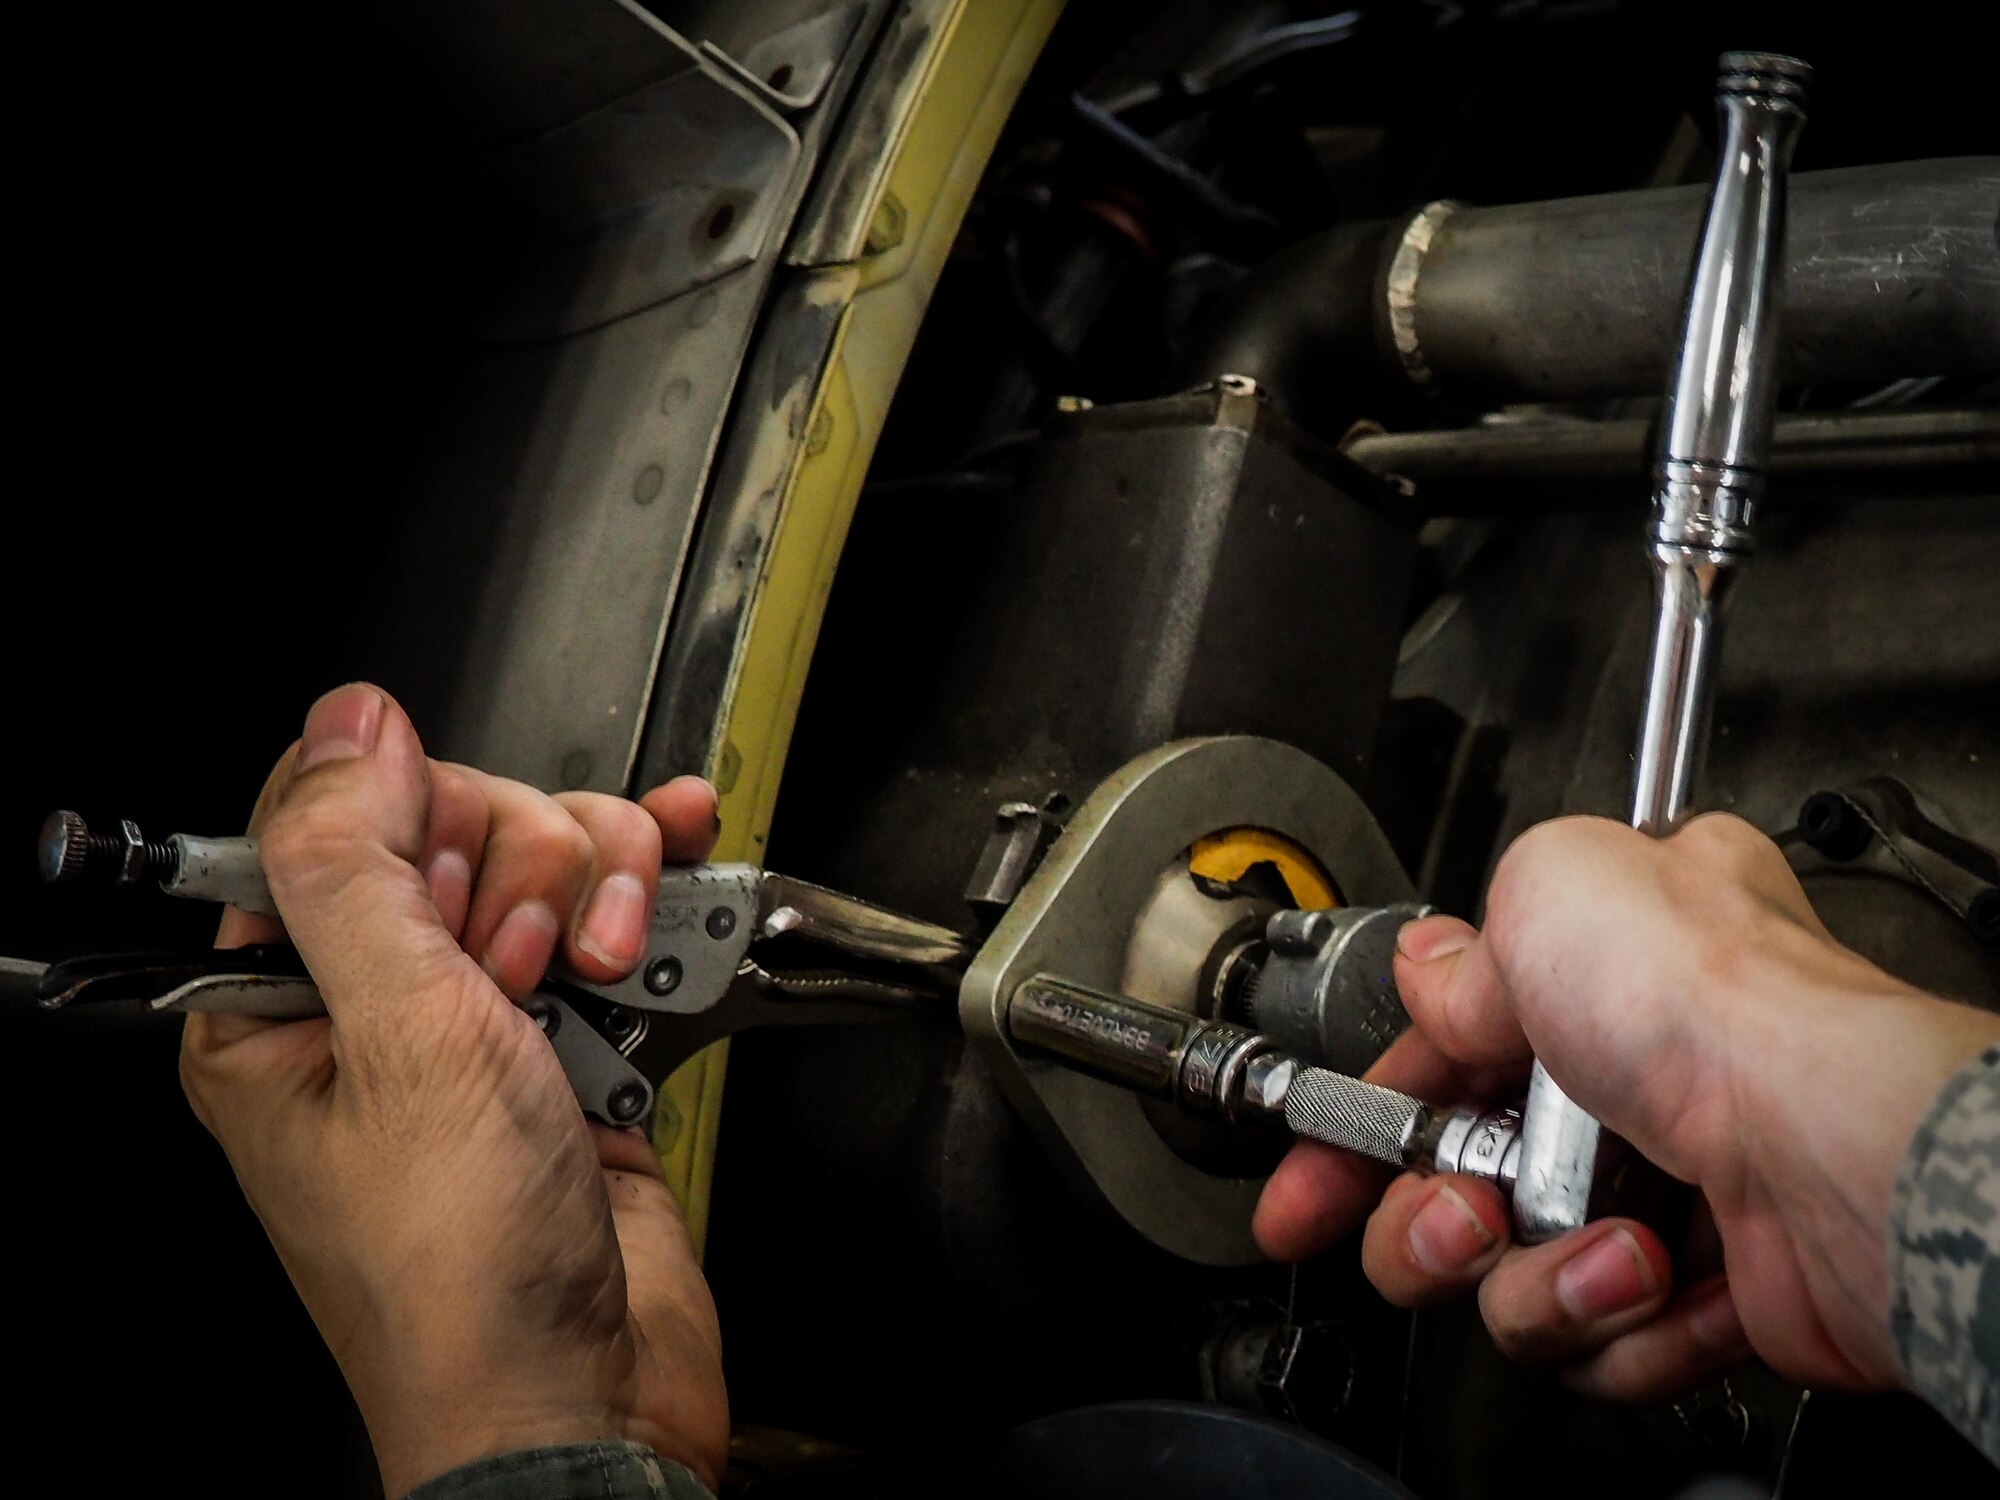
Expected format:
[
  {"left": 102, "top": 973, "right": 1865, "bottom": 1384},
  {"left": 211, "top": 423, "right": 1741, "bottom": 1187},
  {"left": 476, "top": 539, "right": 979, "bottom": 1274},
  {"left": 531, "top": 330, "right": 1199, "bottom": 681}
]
[
  {"left": 1889, "top": 1043, "right": 2000, "bottom": 1464},
  {"left": 403, "top": 1442, "right": 714, "bottom": 1500}
]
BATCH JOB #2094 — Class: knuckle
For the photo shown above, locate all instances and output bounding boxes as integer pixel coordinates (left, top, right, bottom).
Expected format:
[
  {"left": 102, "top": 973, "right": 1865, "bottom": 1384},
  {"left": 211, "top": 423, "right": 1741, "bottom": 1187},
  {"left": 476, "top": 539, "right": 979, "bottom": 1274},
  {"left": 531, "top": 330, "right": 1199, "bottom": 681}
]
[
  {"left": 1557, "top": 1357, "right": 1625, "bottom": 1402},
  {"left": 559, "top": 792, "right": 661, "bottom": 863},
  {"left": 1488, "top": 817, "right": 1598, "bottom": 924},
  {"left": 176, "top": 1048, "right": 208, "bottom": 1118},
  {"left": 1671, "top": 813, "right": 1807, "bottom": 924},
  {"left": 1478, "top": 1274, "right": 1563, "bottom": 1362},
  {"left": 514, "top": 799, "right": 595, "bottom": 871},
  {"left": 1672, "top": 811, "right": 1765, "bottom": 869},
  {"left": 176, "top": 1037, "right": 225, "bottom": 1135},
  {"left": 427, "top": 761, "right": 479, "bottom": 818},
  {"left": 246, "top": 742, "right": 305, "bottom": 834},
  {"left": 260, "top": 802, "right": 362, "bottom": 882}
]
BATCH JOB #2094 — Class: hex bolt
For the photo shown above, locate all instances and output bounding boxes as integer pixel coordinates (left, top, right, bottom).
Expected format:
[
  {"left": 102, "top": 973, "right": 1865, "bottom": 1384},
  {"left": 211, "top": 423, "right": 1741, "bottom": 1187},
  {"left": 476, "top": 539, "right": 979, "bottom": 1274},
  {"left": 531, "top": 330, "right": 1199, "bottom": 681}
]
[
  {"left": 705, "top": 906, "right": 737, "bottom": 941},
  {"left": 607, "top": 1083, "right": 649, "bottom": 1125},
  {"left": 644, "top": 956, "right": 684, "bottom": 996},
  {"left": 38, "top": 811, "right": 179, "bottom": 887}
]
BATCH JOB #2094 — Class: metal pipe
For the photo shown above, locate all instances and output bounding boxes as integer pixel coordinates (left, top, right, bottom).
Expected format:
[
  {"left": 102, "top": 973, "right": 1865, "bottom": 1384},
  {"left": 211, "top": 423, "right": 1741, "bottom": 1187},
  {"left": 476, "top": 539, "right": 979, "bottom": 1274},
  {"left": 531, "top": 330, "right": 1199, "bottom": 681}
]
[
  {"left": 1180, "top": 158, "right": 1997, "bottom": 420},
  {"left": 1513, "top": 52, "right": 1809, "bottom": 1246},
  {"left": 1342, "top": 408, "right": 2000, "bottom": 507}
]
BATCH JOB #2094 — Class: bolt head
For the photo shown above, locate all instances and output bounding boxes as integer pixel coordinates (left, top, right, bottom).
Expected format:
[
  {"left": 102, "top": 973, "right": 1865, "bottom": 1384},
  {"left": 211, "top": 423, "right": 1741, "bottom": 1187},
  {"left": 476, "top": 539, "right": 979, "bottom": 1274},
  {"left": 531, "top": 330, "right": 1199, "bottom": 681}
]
[
  {"left": 116, "top": 819, "right": 149, "bottom": 885},
  {"left": 1265, "top": 907, "right": 1334, "bottom": 954},
  {"left": 1240, "top": 1054, "right": 1297, "bottom": 1118},
  {"left": 705, "top": 906, "right": 737, "bottom": 940},
  {"left": 607, "top": 1082, "right": 649, "bottom": 1125},
  {"left": 1256, "top": 1321, "right": 1354, "bottom": 1424},
  {"left": 38, "top": 811, "right": 91, "bottom": 884}
]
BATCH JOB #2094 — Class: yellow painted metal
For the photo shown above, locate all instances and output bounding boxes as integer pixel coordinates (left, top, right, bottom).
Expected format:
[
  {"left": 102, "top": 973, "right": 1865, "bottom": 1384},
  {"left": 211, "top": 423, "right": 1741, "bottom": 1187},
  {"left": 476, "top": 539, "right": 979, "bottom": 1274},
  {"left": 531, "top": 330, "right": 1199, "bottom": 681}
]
[
  {"left": 654, "top": 0, "right": 1066, "bottom": 1255},
  {"left": 1188, "top": 829, "right": 1342, "bottom": 911}
]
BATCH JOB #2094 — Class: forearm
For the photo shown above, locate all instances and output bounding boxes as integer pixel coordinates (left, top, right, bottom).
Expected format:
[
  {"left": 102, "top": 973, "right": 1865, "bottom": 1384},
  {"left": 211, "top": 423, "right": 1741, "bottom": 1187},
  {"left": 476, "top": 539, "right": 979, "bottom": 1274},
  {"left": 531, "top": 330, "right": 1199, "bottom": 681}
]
[{"left": 1889, "top": 1043, "right": 2000, "bottom": 1461}]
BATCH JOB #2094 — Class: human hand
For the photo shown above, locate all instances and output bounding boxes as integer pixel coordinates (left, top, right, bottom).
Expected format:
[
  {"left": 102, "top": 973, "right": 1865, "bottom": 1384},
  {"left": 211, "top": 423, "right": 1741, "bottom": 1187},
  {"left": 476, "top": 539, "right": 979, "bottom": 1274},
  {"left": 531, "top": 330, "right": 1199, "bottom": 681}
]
[
  {"left": 1254, "top": 813, "right": 2000, "bottom": 1402},
  {"left": 179, "top": 683, "right": 729, "bottom": 1496}
]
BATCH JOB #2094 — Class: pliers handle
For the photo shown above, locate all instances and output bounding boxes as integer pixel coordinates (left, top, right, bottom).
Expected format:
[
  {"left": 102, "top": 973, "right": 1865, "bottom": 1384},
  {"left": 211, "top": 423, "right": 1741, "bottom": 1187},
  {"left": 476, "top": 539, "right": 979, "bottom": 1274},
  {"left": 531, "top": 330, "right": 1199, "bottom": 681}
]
[{"left": 25, "top": 863, "right": 976, "bottom": 1132}]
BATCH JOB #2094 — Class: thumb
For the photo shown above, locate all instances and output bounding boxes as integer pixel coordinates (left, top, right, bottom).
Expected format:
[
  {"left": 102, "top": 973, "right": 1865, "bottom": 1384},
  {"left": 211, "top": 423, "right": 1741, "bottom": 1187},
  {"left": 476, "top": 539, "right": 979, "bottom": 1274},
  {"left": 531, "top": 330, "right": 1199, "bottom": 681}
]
[
  {"left": 1392, "top": 914, "right": 1534, "bottom": 1069},
  {"left": 258, "top": 683, "right": 479, "bottom": 1044}
]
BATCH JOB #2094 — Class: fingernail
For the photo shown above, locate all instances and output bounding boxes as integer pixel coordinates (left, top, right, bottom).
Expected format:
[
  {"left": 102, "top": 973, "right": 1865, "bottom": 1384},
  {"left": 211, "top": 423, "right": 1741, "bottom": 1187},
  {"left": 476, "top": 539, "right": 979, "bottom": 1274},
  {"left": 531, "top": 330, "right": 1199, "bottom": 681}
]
[
  {"left": 1686, "top": 1279, "right": 1746, "bottom": 1352},
  {"left": 424, "top": 850, "right": 473, "bottom": 934},
  {"left": 1556, "top": 1228, "right": 1660, "bottom": 1322},
  {"left": 481, "top": 901, "right": 561, "bottom": 990},
  {"left": 1408, "top": 1184, "right": 1498, "bottom": 1275},
  {"left": 576, "top": 872, "right": 648, "bottom": 968},
  {"left": 298, "top": 684, "right": 384, "bottom": 771},
  {"left": 1397, "top": 915, "right": 1474, "bottom": 964}
]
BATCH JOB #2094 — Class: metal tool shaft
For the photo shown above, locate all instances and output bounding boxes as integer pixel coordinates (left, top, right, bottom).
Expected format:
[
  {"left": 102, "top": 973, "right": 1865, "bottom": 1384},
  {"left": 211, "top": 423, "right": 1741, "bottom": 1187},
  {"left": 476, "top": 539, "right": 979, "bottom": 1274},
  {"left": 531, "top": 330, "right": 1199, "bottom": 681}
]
[
  {"left": 1513, "top": 51, "right": 1808, "bottom": 1245},
  {"left": 1006, "top": 973, "right": 1521, "bottom": 1189},
  {"left": 1635, "top": 50, "right": 1809, "bottom": 828}
]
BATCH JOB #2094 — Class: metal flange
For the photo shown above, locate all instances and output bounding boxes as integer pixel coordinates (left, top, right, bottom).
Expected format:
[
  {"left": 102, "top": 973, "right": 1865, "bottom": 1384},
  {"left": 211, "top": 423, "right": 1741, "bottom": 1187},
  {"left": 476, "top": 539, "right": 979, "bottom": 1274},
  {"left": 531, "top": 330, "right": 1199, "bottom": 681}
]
[{"left": 959, "top": 736, "right": 1415, "bottom": 1265}]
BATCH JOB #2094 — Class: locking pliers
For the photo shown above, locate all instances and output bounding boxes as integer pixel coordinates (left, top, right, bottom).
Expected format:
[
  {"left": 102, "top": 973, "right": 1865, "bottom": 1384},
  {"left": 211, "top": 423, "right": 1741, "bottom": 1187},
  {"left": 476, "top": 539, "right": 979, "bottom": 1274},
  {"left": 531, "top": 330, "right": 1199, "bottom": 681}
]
[{"left": 16, "top": 813, "right": 976, "bottom": 1130}]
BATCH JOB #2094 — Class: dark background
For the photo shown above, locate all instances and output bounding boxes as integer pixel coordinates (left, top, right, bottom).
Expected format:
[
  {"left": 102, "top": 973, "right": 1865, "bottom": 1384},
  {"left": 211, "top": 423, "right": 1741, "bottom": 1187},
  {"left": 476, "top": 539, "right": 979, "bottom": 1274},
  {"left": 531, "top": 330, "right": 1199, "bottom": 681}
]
[{"left": 4, "top": 2, "right": 1993, "bottom": 1494}]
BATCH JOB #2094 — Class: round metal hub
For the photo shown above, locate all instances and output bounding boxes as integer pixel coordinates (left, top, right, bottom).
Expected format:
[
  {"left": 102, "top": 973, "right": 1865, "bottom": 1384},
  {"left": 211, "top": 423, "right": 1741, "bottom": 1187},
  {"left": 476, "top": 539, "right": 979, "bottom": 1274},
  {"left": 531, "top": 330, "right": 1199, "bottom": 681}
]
[{"left": 960, "top": 736, "right": 1416, "bottom": 1266}]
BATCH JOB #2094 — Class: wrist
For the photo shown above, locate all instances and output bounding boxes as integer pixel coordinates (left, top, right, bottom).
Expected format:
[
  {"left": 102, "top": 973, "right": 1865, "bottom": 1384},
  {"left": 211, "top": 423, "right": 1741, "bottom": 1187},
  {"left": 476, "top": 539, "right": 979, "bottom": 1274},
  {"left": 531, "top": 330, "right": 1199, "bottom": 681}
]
[
  {"left": 366, "top": 1395, "right": 631, "bottom": 1499},
  {"left": 1715, "top": 925, "right": 2000, "bottom": 1383}
]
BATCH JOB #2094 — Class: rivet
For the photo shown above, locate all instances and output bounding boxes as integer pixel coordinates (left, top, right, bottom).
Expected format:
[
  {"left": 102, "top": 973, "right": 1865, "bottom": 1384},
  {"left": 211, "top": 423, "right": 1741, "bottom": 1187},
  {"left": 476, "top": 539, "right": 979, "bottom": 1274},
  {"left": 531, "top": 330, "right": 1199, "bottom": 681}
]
[
  {"left": 806, "top": 405, "right": 833, "bottom": 456},
  {"left": 608, "top": 1082, "right": 648, "bottom": 1124}
]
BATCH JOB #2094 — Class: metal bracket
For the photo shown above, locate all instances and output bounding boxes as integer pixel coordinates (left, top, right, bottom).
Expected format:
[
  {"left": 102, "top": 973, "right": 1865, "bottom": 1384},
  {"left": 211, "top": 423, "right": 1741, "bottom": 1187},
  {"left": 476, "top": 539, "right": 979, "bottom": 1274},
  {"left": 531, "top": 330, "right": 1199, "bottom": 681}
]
[
  {"left": 960, "top": 736, "right": 1416, "bottom": 1265},
  {"left": 585, "top": 863, "right": 762, "bottom": 1017},
  {"left": 524, "top": 994, "right": 655, "bottom": 1128},
  {"left": 151, "top": 974, "right": 655, "bottom": 1128},
  {"left": 704, "top": 4, "right": 867, "bottom": 115}
]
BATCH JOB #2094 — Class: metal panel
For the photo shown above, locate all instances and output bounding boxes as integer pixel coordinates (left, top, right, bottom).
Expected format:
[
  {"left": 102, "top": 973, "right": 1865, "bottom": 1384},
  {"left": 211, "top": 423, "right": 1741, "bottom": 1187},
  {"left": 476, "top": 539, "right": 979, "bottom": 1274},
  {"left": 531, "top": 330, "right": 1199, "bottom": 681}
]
[
  {"left": 403, "top": 265, "right": 773, "bottom": 795},
  {"left": 633, "top": 0, "right": 1067, "bottom": 1244},
  {"left": 785, "top": 0, "right": 963, "bottom": 267},
  {"left": 384, "top": 2, "right": 886, "bottom": 794},
  {"left": 478, "top": 58, "right": 800, "bottom": 339}
]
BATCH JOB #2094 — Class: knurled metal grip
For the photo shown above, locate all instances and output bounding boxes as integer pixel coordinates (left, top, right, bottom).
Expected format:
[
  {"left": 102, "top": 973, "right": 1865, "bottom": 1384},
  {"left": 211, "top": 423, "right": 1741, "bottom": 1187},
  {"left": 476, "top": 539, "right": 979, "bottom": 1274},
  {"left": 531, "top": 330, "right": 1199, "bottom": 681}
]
[{"left": 1281, "top": 1068, "right": 1425, "bottom": 1168}]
